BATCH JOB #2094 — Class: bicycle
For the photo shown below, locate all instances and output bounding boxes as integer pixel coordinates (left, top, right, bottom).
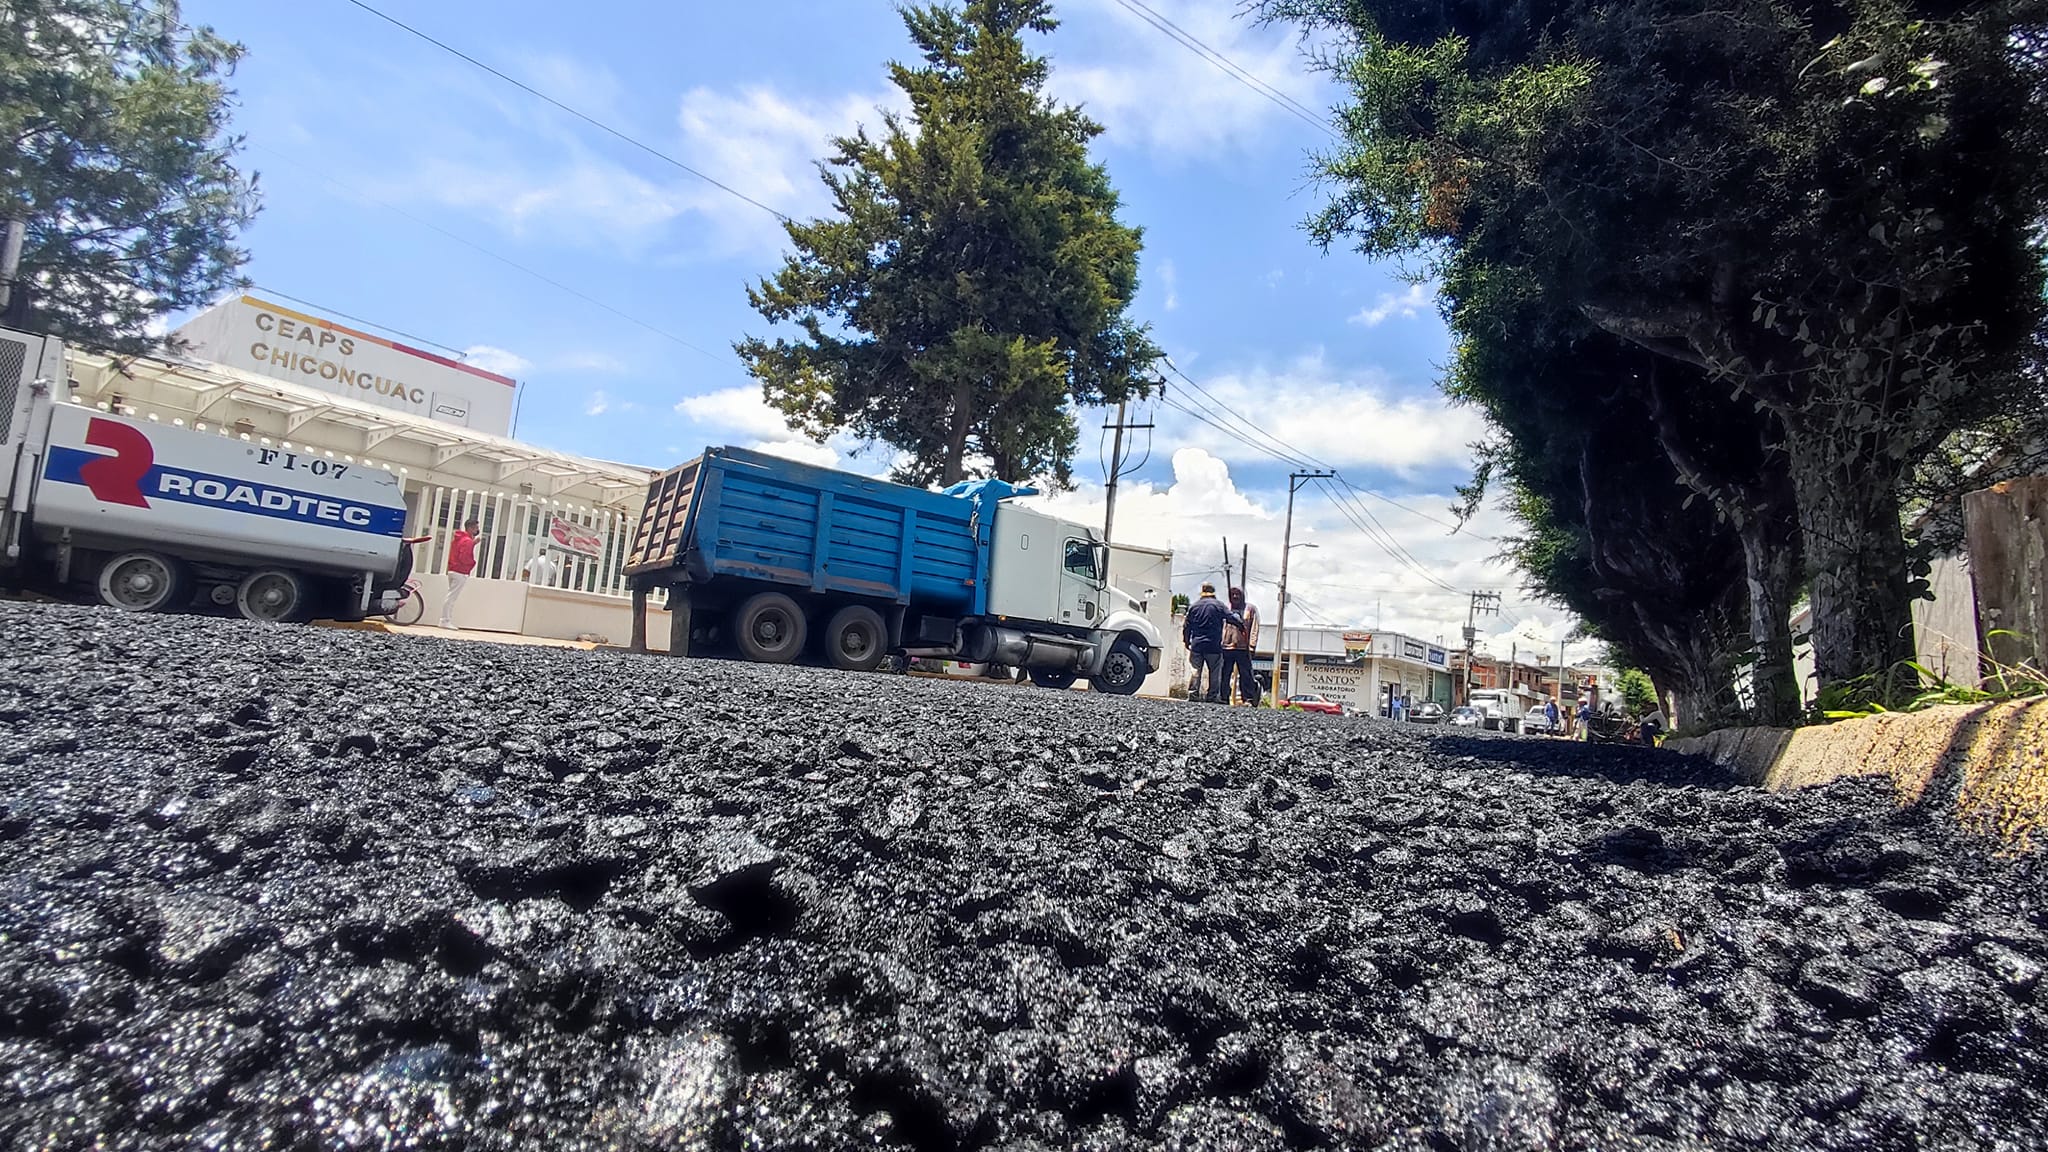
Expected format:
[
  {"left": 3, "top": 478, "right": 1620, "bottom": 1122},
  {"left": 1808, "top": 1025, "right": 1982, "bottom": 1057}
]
[{"left": 386, "top": 577, "right": 425, "bottom": 626}]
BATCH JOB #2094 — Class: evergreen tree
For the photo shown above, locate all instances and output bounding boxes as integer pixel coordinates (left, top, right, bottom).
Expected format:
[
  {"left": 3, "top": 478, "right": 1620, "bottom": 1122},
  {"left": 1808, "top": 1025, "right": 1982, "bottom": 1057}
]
[
  {"left": 0, "top": 1, "right": 258, "bottom": 350},
  {"left": 738, "top": 0, "right": 1160, "bottom": 488}
]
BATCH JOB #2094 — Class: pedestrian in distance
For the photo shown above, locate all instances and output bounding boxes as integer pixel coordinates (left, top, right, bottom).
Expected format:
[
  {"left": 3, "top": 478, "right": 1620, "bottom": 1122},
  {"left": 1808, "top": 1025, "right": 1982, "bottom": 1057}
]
[
  {"left": 1640, "top": 704, "right": 1666, "bottom": 747},
  {"left": 1545, "top": 697, "right": 1560, "bottom": 737},
  {"left": 1181, "top": 583, "right": 1243, "bottom": 704},
  {"left": 1221, "top": 586, "right": 1262, "bottom": 707},
  {"left": 441, "top": 518, "right": 480, "bottom": 629},
  {"left": 1577, "top": 696, "right": 1594, "bottom": 742},
  {"left": 522, "top": 547, "right": 560, "bottom": 587}
]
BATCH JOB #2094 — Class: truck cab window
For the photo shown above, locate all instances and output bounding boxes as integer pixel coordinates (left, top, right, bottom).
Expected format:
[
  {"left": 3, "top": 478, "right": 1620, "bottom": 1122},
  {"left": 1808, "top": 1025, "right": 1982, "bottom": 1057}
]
[{"left": 1063, "top": 538, "right": 1098, "bottom": 581}]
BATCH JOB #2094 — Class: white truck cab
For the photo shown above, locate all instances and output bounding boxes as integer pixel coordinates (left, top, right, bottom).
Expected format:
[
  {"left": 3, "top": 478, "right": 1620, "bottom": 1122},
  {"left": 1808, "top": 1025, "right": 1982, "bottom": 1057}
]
[{"left": 1467, "top": 688, "right": 1525, "bottom": 734}]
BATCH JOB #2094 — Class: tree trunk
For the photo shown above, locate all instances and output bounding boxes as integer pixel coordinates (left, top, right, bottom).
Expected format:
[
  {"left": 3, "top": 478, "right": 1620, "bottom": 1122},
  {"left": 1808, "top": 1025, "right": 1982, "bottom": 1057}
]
[
  {"left": 1739, "top": 522, "right": 1803, "bottom": 726},
  {"left": 1784, "top": 428, "right": 1916, "bottom": 693},
  {"left": 942, "top": 382, "right": 973, "bottom": 487}
]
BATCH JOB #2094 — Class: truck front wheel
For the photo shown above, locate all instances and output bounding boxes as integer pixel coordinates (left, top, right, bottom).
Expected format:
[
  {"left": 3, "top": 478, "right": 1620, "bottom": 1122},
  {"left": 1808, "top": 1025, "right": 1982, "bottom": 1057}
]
[
  {"left": 236, "top": 569, "right": 308, "bottom": 624},
  {"left": 734, "top": 592, "right": 807, "bottom": 664},
  {"left": 96, "top": 551, "right": 189, "bottom": 613},
  {"left": 824, "top": 605, "right": 887, "bottom": 672},
  {"left": 1089, "top": 640, "right": 1148, "bottom": 696}
]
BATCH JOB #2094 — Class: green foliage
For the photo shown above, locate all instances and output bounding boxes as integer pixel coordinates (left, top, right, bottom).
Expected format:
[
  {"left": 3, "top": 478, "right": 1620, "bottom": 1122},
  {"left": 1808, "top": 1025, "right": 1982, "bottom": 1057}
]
[
  {"left": 1261, "top": 0, "right": 2048, "bottom": 688},
  {"left": 0, "top": 1, "right": 258, "bottom": 351},
  {"left": 737, "top": 0, "right": 1160, "bottom": 489},
  {"left": 1813, "top": 633, "right": 2048, "bottom": 721},
  {"left": 1615, "top": 668, "right": 1659, "bottom": 717},
  {"left": 1170, "top": 592, "right": 1190, "bottom": 614}
]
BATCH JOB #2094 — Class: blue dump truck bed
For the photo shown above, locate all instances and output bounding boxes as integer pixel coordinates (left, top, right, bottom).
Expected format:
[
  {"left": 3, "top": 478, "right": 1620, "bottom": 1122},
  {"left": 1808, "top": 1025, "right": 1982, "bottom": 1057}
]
[{"left": 624, "top": 446, "right": 989, "bottom": 615}]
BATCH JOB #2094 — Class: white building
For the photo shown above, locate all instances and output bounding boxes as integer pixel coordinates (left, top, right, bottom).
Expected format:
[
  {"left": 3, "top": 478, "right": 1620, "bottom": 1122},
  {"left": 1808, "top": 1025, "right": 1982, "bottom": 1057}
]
[{"left": 1266, "top": 625, "right": 1455, "bottom": 714}]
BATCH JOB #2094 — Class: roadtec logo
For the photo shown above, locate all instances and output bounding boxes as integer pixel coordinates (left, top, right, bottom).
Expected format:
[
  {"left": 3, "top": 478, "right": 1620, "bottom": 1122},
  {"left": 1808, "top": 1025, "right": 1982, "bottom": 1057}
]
[{"left": 44, "top": 417, "right": 403, "bottom": 535}]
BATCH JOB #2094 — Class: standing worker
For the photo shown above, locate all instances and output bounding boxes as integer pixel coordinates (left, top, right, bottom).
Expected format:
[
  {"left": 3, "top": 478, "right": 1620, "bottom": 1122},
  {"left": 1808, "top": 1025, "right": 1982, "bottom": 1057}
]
[
  {"left": 441, "top": 517, "right": 481, "bottom": 630},
  {"left": 1221, "top": 587, "right": 1262, "bottom": 707},
  {"left": 1545, "top": 696, "right": 1560, "bottom": 737},
  {"left": 1182, "top": 583, "right": 1243, "bottom": 704}
]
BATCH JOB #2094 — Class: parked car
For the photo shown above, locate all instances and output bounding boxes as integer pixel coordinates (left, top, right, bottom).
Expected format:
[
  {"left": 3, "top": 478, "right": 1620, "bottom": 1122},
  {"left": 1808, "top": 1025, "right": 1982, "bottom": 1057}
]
[
  {"left": 1448, "top": 705, "right": 1486, "bottom": 728},
  {"left": 1409, "top": 701, "right": 1446, "bottom": 724},
  {"left": 1522, "top": 707, "right": 1558, "bottom": 735},
  {"left": 1284, "top": 693, "right": 1345, "bottom": 716}
]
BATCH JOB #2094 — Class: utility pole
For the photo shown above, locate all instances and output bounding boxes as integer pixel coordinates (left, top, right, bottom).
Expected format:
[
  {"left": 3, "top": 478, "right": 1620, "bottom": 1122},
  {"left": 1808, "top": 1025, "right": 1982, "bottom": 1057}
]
[
  {"left": 1558, "top": 636, "right": 1567, "bottom": 701},
  {"left": 0, "top": 218, "right": 24, "bottom": 318},
  {"left": 1460, "top": 590, "right": 1501, "bottom": 706},
  {"left": 1100, "top": 401, "right": 1153, "bottom": 544},
  {"left": 1220, "top": 535, "right": 1233, "bottom": 592},
  {"left": 1272, "top": 468, "right": 1336, "bottom": 706},
  {"left": 1239, "top": 543, "right": 1247, "bottom": 592}
]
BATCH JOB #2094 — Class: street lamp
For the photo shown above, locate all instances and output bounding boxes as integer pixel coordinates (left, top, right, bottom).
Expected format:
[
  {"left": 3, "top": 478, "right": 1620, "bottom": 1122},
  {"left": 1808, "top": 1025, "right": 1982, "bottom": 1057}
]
[{"left": 1271, "top": 539, "right": 1321, "bottom": 707}]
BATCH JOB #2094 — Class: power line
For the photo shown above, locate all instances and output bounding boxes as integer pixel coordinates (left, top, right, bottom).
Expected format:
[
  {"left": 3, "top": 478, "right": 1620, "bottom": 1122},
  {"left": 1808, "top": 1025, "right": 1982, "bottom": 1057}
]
[
  {"left": 247, "top": 285, "right": 468, "bottom": 357},
  {"left": 1105, "top": 0, "right": 1339, "bottom": 140},
  {"left": 340, "top": 0, "right": 793, "bottom": 222},
  {"left": 251, "top": 144, "right": 729, "bottom": 363},
  {"left": 1161, "top": 357, "right": 1496, "bottom": 541}
]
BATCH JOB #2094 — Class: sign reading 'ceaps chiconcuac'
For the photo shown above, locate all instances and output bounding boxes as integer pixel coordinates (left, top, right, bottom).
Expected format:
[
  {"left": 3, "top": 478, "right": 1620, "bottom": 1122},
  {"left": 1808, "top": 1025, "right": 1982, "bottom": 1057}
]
[{"left": 173, "top": 295, "right": 516, "bottom": 436}]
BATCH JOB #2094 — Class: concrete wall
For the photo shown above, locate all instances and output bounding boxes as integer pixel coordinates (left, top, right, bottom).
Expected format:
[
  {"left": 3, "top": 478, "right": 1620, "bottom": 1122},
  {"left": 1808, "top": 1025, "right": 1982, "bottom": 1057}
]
[
  {"left": 1915, "top": 552, "right": 1981, "bottom": 686},
  {"left": 1665, "top": 699, "right": 2048, "bottom": 853},
  {"left": 1108, "top": 544, "right": 1176, "bottom": 699}
]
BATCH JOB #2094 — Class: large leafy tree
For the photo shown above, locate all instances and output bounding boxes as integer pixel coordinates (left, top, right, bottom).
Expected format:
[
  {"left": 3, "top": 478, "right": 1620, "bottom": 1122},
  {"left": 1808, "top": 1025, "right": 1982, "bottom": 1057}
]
[
  {"left": 0, "top": 0, "right": 258, "bottom": 351},
  {"left": 1453, "top": 270, "right": 1806, "bottom": 725},
  {"left": 738, "top": 0, "right": 1160, "bottom": 488},
  {"left": 1458, "top": 308, "right": 1758, "bottom": 729},
  {"left": 1262, "top": 0, "right": 2048, "bottom": 691}
]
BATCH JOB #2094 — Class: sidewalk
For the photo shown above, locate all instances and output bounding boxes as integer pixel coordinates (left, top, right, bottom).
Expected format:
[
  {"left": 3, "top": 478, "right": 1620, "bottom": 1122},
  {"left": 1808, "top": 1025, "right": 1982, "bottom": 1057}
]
[{"left": 318, "top": 618, "right": 600, "bottom": 651}]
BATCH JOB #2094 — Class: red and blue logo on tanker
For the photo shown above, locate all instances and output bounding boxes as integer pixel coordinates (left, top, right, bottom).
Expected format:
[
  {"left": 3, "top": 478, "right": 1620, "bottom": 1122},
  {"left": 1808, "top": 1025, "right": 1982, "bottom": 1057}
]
[{"left": 43, "top": 417, "right": 403, "bottom": 535}]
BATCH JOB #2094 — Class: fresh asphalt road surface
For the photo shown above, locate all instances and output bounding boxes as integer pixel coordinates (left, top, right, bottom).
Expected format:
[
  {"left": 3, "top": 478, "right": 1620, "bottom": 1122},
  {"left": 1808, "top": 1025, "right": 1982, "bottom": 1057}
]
[{"left": 1, "top": 601, "right": 2042, "bottom": 1150}]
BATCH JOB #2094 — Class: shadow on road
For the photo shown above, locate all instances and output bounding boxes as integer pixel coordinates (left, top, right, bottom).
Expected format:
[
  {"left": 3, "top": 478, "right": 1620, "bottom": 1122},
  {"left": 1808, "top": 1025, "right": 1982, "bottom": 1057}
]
[{"left": 1420, "top": 732, "right": 1745, "bottom": 791}]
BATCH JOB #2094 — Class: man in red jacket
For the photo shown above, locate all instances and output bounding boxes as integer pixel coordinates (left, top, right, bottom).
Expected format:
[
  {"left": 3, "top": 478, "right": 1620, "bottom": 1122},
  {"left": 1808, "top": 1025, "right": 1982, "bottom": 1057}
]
[{"left": 441, "top": 517, "right": 480, "bottom": 629}]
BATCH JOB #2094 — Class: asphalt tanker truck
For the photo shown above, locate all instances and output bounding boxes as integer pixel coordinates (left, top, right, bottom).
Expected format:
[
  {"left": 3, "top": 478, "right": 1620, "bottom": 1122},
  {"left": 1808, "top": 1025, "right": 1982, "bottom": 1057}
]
[
  {"left": 624, "top": 446, "right": 1162, "bottom": 693},
  {"left": 0, "top": 325, "right": 410, "bottom": 622}
]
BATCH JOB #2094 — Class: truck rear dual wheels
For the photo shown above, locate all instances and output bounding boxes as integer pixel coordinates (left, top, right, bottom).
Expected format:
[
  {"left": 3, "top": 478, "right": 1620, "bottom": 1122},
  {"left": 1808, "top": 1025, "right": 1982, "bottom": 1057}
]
[
  {"left": 734, "top": 592, "right": 808, "bottom": 664},
  {"left": 96, "top": 551, "right": 189, "bottom": 613},
  {"left": 732, "top": 594, "right": 890, "bottom": 672},
  {"left": 235, "top": 569, "right": 309, "bottom": 624}
]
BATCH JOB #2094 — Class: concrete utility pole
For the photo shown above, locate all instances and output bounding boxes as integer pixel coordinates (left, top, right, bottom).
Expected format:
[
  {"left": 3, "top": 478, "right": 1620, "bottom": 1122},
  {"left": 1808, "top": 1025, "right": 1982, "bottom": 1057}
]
[
  {"left": 0, "top": 218, "right": 25, "bottom": 316},
  {"left": 1461, "top": 590, "right": 1501, "bottom": 705},
  {"left": 1099, "top": 401, "right": 1153, "bottom": 544},
  {"left": 1221, "top": 535, "right": 1233, "bottom": 592},
  {"left": 1272, "top": 468, "right": 1335, "bottom": 706}
]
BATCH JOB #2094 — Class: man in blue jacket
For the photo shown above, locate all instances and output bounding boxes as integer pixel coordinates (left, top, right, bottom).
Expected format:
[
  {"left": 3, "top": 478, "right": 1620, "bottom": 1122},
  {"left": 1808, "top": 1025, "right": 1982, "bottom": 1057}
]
[{"left": 1182, "top": 583, "right": 1245, "bottom": 704}]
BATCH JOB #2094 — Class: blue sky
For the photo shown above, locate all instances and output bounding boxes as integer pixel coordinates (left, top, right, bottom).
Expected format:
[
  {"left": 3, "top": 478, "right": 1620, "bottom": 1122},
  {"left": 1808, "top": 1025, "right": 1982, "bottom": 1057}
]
[{"left": 175, "top": 0, "right": 1593, "bottom": 660}]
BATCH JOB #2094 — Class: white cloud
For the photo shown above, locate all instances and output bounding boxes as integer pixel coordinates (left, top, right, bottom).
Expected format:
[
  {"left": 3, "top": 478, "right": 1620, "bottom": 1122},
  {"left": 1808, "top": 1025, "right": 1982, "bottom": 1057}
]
[
  {"left": 1053, "top": 0, "right": 1338, "bottom": 156},
  {"left": 462, "top": 344, "right": 532, "bottom": 378},
  {"left": 555, "top": 350, "right": 631, "bottom": 375},
  {"left": 1159, "top": 259, "right": 1179, "bottom": 312},
  {"left": 584, "top": 391, "right": 610, "bottom": 417},
  {"left": 673, "top": 384, "right": 871, "bottom": 472},
  {"left": 1350, "top": 283, "right": 1436, "bottom": 328},
  {"left": 364, "top": 59, "right": 900, "bottom": 260},
  {"left": 1155, "top": 353, "right": 1485, "bottom": 477},
  {"left": 675, "top": 385, "right": 791, "bottom": 439}
]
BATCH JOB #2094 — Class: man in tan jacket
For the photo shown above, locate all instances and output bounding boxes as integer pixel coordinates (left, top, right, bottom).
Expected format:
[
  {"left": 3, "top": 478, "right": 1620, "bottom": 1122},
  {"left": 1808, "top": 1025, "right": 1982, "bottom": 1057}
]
[{"left": 1221, "top": 586, "right": 1262, "bottom": 707}]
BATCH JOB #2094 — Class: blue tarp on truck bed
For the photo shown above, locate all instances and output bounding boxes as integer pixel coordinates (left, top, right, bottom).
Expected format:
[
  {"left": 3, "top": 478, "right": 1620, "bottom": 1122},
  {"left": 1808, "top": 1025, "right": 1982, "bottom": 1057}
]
[{"left": 625, "top": 446, "right": 992, "bottom": 615}]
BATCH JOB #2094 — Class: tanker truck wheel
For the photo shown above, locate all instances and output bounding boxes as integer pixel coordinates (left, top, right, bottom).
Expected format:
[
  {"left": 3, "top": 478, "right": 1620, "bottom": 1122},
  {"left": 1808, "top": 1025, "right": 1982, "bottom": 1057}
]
[
  {"left": 824, "top": 605, "right": 887, "bottom": 672},
  {"left": 1088, "top": 640, "right": 1148, "bottom": 696},
  {"left": 236, "top": 568, "right": 308, "bottom": 624},
  {"left": 96, "top": 551, "right": 189, "bottom": 613},
  {"left": 734, "top": 592, "right": 807, "bottom": 664}
]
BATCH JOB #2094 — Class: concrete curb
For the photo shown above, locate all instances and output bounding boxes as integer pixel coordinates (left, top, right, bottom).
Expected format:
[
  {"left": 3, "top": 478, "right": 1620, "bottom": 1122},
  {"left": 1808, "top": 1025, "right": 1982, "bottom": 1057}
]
[{"left": 1665, "top": 699, "right": 2048, "bottom": 853}]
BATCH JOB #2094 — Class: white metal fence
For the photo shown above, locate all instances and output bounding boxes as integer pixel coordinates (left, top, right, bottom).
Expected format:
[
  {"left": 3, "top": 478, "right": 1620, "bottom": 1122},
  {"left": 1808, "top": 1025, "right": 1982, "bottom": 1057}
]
[{"left": 407, "top": 483, "right": 637, "bottom": 598}]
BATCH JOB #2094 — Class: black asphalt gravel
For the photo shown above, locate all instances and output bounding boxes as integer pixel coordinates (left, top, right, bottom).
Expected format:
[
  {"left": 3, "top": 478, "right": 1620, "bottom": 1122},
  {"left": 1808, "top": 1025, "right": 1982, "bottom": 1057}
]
[{"left": 0, "top": 599, "right": 2042, "bottom": 1151}]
